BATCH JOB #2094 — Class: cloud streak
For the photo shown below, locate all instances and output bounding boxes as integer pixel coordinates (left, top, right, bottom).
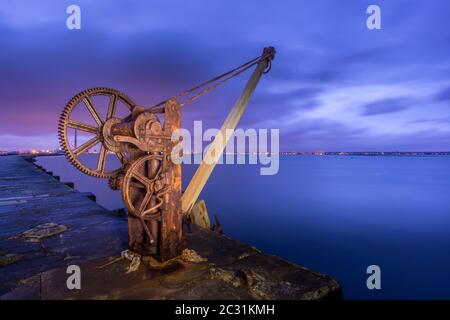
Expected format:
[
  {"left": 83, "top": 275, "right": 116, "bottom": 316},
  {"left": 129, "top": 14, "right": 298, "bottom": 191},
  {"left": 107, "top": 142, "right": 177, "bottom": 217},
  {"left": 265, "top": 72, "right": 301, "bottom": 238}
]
[{"left": 360, "top": 98, "right": 410, "bottom": 116}]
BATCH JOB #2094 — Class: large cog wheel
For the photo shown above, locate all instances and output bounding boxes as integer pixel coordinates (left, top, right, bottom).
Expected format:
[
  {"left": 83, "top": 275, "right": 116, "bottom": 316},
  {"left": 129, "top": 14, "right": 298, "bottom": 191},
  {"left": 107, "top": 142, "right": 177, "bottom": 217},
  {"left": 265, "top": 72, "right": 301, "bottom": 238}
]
[{"left": 58, "top": 87, "right": 135, "bottom": 178}]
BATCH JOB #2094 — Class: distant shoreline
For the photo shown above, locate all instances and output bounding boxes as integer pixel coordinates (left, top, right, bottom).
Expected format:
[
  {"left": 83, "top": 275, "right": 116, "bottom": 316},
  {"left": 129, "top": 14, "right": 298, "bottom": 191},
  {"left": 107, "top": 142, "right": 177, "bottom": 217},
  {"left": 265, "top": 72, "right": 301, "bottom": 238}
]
[
  {"left": 279, "top": 151, "right": 450, "bottom": 156},
  {"left": 1, "top": 151, "right": 449, "bottom": 157}
]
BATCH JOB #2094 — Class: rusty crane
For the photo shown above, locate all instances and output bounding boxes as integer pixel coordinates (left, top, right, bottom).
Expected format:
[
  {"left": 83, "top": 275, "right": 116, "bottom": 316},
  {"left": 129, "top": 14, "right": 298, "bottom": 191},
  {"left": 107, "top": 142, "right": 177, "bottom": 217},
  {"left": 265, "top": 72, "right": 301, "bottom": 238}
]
[{"left": 58, "top": 47, "right": 275, "bottom": 261}]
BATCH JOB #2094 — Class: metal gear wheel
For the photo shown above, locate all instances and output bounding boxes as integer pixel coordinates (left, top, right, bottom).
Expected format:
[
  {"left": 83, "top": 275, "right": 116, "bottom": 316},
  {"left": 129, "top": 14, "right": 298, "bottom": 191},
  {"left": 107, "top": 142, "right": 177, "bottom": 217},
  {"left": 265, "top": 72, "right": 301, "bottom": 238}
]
[
  {"left": 122, "top": 154, "right": 168, "bottom": 218},
  {"left": 58, "top": 87, "right": 135, "bottom": 178}
]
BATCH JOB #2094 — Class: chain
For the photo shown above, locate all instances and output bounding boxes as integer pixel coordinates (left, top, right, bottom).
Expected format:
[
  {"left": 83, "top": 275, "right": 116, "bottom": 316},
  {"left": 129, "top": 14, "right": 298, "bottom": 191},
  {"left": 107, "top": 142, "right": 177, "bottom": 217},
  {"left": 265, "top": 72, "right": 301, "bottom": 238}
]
[{"left": 149, "top": 49, "right": 275, "bottom": 110}]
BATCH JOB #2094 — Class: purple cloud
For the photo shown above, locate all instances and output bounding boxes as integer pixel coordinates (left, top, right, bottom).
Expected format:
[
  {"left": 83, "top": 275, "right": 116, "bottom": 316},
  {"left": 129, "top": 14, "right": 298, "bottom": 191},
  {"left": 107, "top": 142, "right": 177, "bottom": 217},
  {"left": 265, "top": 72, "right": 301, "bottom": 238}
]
[
  {"left": 360, "top": 98, "right": 410, "bottom": 116},
  {"left": 435, "top": 87, "right": 450, "bottom": 102}
]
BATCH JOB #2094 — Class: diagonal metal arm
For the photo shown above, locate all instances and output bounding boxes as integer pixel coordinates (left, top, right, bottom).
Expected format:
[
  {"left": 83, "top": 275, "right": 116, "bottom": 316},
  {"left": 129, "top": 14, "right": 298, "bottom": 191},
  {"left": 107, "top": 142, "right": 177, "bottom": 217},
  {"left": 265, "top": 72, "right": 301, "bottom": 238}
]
[{"left": 181, "top": 49, "right": 274, "bottom": 214}]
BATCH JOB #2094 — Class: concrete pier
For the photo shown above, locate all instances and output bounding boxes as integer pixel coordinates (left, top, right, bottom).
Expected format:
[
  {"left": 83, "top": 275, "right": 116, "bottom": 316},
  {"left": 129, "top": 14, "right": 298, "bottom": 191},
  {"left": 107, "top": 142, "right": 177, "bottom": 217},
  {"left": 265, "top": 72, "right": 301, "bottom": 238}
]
[{"left": 0, "top": 155, "right": 341, "bottom": 300}]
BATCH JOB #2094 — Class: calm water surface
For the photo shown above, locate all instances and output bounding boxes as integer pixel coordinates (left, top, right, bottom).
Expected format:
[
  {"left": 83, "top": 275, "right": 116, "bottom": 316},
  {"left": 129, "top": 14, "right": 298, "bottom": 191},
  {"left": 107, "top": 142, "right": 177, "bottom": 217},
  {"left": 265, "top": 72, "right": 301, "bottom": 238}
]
[{"left": 37, "top": 155, "right": 450, "bottom": 299}]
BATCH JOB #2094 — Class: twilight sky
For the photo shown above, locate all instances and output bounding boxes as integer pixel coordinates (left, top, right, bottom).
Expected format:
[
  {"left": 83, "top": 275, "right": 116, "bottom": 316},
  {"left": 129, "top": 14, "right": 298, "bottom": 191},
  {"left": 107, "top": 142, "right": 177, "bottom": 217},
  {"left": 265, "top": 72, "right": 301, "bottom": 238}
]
[{"left": 0, "top": 0, "right": 449, "bottom": 151}]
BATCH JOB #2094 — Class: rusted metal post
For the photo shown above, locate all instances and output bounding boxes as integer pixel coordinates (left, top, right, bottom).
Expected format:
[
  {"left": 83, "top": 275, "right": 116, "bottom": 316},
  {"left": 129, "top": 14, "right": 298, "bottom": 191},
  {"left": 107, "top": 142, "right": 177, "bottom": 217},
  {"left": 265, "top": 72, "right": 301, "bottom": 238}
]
[{"left": 160, "top": 99, "right": 184, "bottom": 260}]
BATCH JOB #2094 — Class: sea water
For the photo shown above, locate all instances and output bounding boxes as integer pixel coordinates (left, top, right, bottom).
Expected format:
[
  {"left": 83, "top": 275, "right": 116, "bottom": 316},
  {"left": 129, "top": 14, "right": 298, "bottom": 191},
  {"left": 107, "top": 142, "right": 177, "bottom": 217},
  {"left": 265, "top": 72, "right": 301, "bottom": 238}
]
[{"left": 36, "top": 155, "right": 450, "bottom": 299}]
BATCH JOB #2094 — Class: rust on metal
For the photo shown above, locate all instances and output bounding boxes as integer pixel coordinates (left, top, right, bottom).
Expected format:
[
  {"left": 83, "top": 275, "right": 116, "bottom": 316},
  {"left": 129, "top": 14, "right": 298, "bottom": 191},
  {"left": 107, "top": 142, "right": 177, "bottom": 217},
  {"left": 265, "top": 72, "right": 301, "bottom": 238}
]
[{"left": 58, "top": 47, "right": 275, "bottom": 261}]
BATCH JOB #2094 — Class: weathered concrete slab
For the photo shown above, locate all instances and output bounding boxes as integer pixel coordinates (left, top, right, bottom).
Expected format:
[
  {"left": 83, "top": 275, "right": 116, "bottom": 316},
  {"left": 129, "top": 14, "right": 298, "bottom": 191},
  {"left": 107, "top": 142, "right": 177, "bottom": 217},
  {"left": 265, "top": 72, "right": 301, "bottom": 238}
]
[
  {"left": 0, "top": 155, "right": 341, "bottom": 300},
  {"left": 0, "top": 156, "right": 127, "bottom": 296},
  {"left": 1, "top": 226, "right": 341, "bottom": 300}
]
